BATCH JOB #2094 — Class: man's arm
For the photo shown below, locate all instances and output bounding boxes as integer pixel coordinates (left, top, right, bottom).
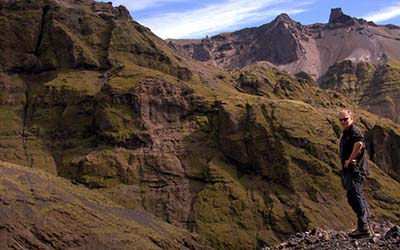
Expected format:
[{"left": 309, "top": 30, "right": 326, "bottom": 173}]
[{"left": 344, "top": 141, "right": 363, "bottom": 168}]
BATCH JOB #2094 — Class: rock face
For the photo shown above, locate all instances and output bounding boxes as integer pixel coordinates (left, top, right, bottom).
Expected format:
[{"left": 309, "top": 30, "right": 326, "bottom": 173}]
[
  {"left": 369, "top": 123, "right": 400, "bottom": 181},
  {"left": 0, "top": 1, "right": 400, "bottom": 249},
  {"left": 168, "top": 8, "right": 400, "bottom": 80},
  {"left": 329, "top": 7, "right": 353, "bottom": 24}
]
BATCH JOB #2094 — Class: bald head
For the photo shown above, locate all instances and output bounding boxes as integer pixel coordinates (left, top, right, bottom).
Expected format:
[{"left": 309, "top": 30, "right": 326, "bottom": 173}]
[{"left": 338, "top": 109, "right": 353, "bottom": 117}]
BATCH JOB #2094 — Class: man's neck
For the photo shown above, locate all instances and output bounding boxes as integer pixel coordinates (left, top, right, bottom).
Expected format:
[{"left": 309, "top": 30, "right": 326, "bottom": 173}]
[{"left": 344, "top": 123, "right": 353, "bottom": 131}]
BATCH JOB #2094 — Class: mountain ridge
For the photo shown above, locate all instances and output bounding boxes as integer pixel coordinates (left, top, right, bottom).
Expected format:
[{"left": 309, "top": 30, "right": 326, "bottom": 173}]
[{"left": 167, "top": 8, "right": 400, "bottom": 80}]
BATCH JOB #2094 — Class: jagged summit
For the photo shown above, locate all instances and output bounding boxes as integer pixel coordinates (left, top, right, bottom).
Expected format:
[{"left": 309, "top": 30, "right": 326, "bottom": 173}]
[
  {"left": 268, "top": 13, "right": 302, "bottom": 29},
  {"left": 274, "top": 13, "right": 295, "bottom": 23},
  {"left": 329, "top": 8, "right": 353, "bottom": 24},
  {"left": 92, "top": 1, "right": 132, "bottom": 20}
]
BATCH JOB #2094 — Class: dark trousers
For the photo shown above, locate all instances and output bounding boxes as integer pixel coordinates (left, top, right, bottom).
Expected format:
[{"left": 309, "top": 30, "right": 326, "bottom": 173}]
[{"left": 343, "top": 171, "right": 370, "bottom": 231}]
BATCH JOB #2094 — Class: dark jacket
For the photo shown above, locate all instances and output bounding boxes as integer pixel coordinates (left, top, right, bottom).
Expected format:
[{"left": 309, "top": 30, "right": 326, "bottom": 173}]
[{"left": 340, "top": 124, "right": 369, "bottom": 174}]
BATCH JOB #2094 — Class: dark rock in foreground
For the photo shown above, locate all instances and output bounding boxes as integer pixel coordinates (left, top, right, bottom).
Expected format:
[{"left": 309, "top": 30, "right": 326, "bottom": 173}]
[{"left": 264, "top": 222, "right": 400, "bottom": 249}]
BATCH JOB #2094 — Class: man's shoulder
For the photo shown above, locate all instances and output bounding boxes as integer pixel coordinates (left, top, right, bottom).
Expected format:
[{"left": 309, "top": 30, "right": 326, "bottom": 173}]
[
  {"left": 349, "top": 124, "right": 365, "bottom": 138},
  {"left": 349, "top": 124, "right": 362, "bottom": 132}
]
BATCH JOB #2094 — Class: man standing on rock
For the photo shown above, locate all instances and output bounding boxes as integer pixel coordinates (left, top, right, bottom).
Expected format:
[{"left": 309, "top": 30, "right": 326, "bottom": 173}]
[{"left": 338, "top": 109, "right": 371, "bottom": 238}]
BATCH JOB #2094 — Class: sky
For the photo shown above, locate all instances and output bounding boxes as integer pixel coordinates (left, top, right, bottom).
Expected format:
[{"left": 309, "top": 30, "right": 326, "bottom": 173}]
[{"left": 109, "top": 0, "right": 400, "bottom": 39}]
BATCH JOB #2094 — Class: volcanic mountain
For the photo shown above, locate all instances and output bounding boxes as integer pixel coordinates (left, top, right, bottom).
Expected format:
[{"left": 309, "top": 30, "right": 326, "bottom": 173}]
[
  {"left": 0, "top": 1, "right": 399, "bottom": 249},
  {"left": 168, "top": 8, "right": 400, "bottom": 80}
]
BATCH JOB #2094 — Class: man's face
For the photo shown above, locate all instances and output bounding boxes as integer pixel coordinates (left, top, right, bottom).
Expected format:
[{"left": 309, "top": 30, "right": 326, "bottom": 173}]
[{"left": 338, "top": 112, "right": 353, "bottom": 129}]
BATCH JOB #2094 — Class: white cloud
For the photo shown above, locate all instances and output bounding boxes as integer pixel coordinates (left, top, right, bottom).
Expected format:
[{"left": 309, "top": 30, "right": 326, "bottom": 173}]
[
  {"left": 136, "top": 0, "right": 312, "bottom": 39},
  {"left": 363, "top": 4, "right": 400, "bottom": 22}
]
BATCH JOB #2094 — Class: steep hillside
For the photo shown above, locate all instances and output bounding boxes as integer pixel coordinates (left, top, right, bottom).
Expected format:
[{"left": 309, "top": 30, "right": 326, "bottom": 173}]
[
  {"left": 0, "top": 1, "right": 399, "bottom": 249},
  {"left": 0, "top": 160, "right": 208, "bottom": 249}
]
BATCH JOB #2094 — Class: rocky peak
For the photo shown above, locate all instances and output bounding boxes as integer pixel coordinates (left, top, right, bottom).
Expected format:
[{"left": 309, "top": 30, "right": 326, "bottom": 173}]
[
  {"left": 258, "top": 13, "right": 303, "bottom": 37},
  {"left": 92, "top": 2, "right": 132, "bottom": 20},
  {"left": 274, "top": 13, "right": 293, "bottom": 23},
  {"left": 271, "top": 13, "right": 300, "bottom": 27},
  {"left": 263, "top": 13, "right": 303, "bottom": 35},
  {"left": 329, "top": 8, "right": 353, "bottom": 24},
  {"left": 115, "top": 5, "right": 132, "bottom": 19}
]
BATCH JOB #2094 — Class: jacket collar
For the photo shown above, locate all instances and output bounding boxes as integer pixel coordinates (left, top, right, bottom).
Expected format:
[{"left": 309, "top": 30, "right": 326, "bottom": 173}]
[{"left": 343, "top": 123, "right": 354, "bottom": 132}]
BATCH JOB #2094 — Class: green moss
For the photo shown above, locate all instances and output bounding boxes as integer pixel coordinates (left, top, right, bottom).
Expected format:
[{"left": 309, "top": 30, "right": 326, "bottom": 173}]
[
  {"left": 108, "top": 20, "right": 190, "bottom": 79},
  {"left": 78, "top": 175, "right": 120, "bottom": 188},
  {"left": 0, "top": 137, "right": 26, "bottom": 166},
  {"left": 26, "top": 136, "right": 57, "bottom": 174},
  {"left": 193, "top": 156, "right": 259, "bottom": 248},
  {"left": 0, "top": 3, "right": 42, "bottom": 70},
  {"left": 0, "top": 107, "right": 23, "bottom": 132},
  {"left": 44, "top": 70, "right": 102, "bottom": 95},
  {"left": 95, "top": 103, "right": 140, "bottom": 143},
  {"left": 386, "top": 60, "right": 400, "bottom": 69}
]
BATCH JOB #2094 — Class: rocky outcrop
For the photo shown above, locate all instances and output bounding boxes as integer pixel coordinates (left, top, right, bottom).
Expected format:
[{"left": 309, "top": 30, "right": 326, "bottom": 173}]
[
  {"left": 33, "top": 76, "right": 209, "bottom": 230},
  {"left": 329, "top": 8, "right": 353, "bottom": 24},
  {"left": 368, "top": 122, "right": 400, "bottom": 181},
  {"left": 92, "top": 2, "right": 132, "bottom": 20}
]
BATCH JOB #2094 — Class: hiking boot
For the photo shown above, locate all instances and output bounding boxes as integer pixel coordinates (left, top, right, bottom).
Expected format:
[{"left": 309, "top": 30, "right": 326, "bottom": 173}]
[
  {"left": 369, "top": 226, "right": 375, "bottom": 236},
  {"left": 348, "top": 228, "right": 372, "bottom": 238}
]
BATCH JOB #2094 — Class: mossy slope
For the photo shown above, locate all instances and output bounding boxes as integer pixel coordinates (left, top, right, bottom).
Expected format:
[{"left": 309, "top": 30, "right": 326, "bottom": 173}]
[{"left": 0, "top": 160, "right": 209, "bottom": 249}]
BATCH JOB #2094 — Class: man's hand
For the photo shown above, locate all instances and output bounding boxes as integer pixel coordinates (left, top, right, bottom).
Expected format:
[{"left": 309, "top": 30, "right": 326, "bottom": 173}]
[
  {"left": 344, "top": 159, "right": 356, "bottom": 169},
  {"left": 344, "top": 159, "right": 351, "bottom": 169},
  {"left": 344, "top": 142, "right": 363, "bottom": 169}
]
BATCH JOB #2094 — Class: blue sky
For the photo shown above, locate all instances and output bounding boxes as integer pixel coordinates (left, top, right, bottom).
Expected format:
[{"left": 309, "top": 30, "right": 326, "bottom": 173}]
[{"left": 109, "top": 0, "right": 400, "bottom": 39}]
